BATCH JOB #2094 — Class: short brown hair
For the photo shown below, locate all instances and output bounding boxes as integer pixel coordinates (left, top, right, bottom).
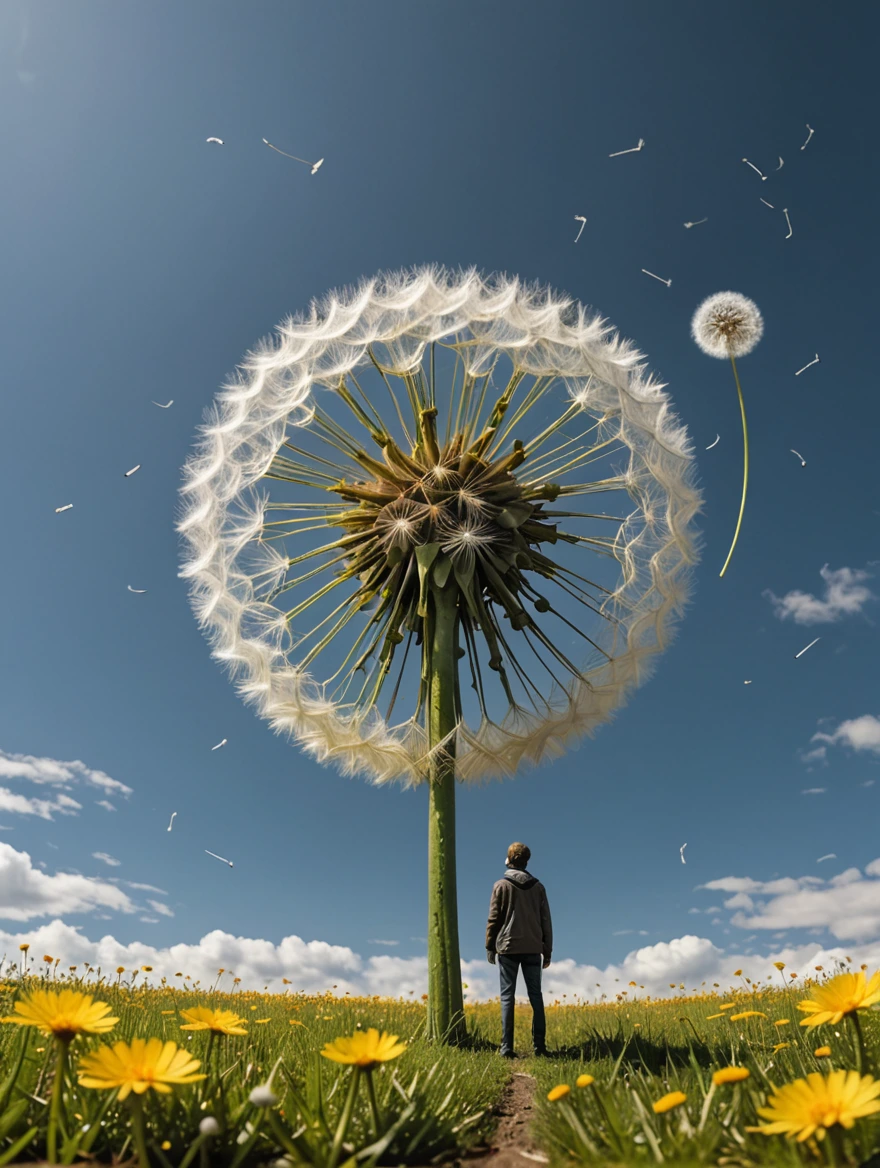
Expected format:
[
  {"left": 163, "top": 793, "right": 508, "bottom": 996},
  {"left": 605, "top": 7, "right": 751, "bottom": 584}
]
[{"left": 507, "top": 842, "right": 530, "bottom": 869}]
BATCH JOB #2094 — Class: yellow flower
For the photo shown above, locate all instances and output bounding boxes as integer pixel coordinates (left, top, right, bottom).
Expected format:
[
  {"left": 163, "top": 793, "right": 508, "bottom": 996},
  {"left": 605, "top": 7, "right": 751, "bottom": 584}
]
[
  {"left": 728, "top": 1011, "right": 767, "bottom": 1021},
  {"left": 42, "top": 955, "right": 53, "bottom": 963},
  {"left": 254, "top": 1018, "right": 271, "bottom": 1024},
  {"left": 797, "top": 970, "right": 880, "bottom": 1028},
  {"left": 773, "top": 962, "right": 785, "bottom": 971},
  {"left": 653, "top": 1091, "right": 687, "bottom": 1114},
  {"left": 547, "top": 1084, "right": 571, "bottom": 1101},
  {"left": 179, "top": 1006, "right": 248, "bottom": 1036},
  {"left": 705, "top": 1013, "right": 726, "bottom": 1020},
  {"left": 161, "top": 1010, "right": 176, "bottom": 1015},
  {"left": 320, "top": 1028, "right": 406, "bottom": 1069},
  {"left": 733, "top": 969, "right": 743, "bottom": 977},
  {"left": 576, "top": 1074, "right": 595, "bottom": 1087},
  {"left": 161, "top": 1141, "right": 172, "bottom": 1151},
  {"left": 814, "top": 1046, "right": 832, "bottom": 1058},
  {"left": 19, "top": 943, "right": 29, "bottom": 952},
  {"left": 719, "top": 1003, "right": 738, "bottom": 1011},
  {"left": 140, "top": 966, "right": 152, "bottom": 973},
  {"left": 748, "top": 1070, "right": 880, "bottom": 1141},
  {"left": 1, "top": 989, "right": 118, "bottom": 1042},
  {"left": 289, "top": 1019, "right": 306, "bottom": 1027},
  {"left": 77, "top": 1037, "right": 206, "bottom": 1101},
  {"left": 713, "top": 1066, "right": 750, "bottom": 1085},
  {"left": 115, "top": 967, "right": 125, "bottom": 975},
  {"left": 773, "top": 1042, "right": 791, "bottom": 1051},
  {"left": 774, "top": 1019, "right": 791, "bottom": 1027}
]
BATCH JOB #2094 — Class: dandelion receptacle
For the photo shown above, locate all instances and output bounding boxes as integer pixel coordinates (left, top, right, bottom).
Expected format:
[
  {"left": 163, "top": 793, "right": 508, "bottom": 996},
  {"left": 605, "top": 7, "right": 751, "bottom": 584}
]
[{"left": 179, "top": 267, "right": 699, "bottom": 1044}]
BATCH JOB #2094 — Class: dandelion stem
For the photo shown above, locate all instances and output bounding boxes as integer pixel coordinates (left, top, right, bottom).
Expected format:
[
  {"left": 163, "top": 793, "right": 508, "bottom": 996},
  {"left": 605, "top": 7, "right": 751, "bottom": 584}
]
[
  {"left": 47, "top": 1036, "right": 69, "bottom": 1165},
  {"left": 719, "top": 352, "right": 749, "bottom": 578},
  {"left": 128, "top": 1094, "right": 152, "bottom": 1168},
  {"left": 425, "top": 581, "right": 467, "bottom": 1046},
  {"left": 327, "top": 1066, "right": 361, "bottom": 1168},
  {"left": 850, "top": 1011, "right": 869, "bottom": 1075},
  {"left": 364, "top": 1066, "right": 383, "bottom": 1139}
]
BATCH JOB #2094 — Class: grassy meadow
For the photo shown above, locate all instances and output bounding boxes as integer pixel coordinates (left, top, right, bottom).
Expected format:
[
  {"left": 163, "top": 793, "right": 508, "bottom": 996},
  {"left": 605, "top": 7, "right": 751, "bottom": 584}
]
[{"left": 1, "top": 953, "right": 879, "bottom": 1166}]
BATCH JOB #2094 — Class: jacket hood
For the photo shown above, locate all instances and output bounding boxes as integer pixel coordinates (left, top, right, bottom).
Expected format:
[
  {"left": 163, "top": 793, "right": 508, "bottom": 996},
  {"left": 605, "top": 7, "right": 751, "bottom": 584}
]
[{"left": 503, "top": 867, "right": 539, "bottom": 890}]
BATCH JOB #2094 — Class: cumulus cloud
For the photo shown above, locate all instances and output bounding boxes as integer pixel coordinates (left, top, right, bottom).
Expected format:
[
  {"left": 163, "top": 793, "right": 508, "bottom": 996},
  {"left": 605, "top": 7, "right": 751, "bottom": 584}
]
[
  {"left": 92, "top": 852, "right": 121, "bottom": 867},
  {"left": 0, "top": 843, "right": 136, "bottom": 922},
  {"left": 764, "top": 564, "right": 875, "bottom": 626},
  {"left": 0, "top": 750, "right": 132, "bottom": 821},
  {"left": 809, "top": 715, "right": 880, "bottom": 764},
  {"left": 701, "top": 860, "right": 880, "bottom": 941}
]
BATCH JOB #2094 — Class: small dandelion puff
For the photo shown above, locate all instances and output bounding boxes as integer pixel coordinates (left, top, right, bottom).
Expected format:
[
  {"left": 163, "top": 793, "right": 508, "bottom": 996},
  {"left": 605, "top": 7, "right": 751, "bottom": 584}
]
[{"left": 691, "top": 292, "right": 763, "bottom": 577}]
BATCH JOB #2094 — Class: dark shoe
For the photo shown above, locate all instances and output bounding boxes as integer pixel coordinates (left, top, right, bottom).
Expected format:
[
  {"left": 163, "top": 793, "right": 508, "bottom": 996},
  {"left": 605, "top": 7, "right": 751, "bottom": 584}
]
[
  {"left": 533, "top": 1048, "right": 550, "bottom": 1057},
  {"left": 500, "top": 1050, "right": 519, "bottom": 1059}
]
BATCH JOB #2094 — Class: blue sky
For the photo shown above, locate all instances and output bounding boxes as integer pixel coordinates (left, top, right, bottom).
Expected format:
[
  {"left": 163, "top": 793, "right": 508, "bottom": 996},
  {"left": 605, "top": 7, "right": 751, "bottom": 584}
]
[{"left": 1, "top": 0, "right": 878, "bottom": 998}]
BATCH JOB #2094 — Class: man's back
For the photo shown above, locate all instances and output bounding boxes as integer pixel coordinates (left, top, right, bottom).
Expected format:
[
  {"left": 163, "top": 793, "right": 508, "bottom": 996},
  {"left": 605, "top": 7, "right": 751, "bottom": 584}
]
[{"left": 486, "top": 868, "right": 553, "bottom": 959}]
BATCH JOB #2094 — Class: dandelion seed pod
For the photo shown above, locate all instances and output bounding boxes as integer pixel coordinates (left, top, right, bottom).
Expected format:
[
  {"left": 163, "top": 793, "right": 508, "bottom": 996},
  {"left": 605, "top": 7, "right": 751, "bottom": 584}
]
[
  {"left": 179, "top": 266, "right": 700, "bottom": 786},
  {"left": 691, "top": 292, "right": 764, "bottom": 359}
]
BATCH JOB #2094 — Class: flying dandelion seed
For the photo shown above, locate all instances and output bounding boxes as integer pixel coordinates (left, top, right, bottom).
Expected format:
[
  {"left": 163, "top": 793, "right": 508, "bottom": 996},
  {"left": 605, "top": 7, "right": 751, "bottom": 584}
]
[
  {"left": 795, "top": 355, "right": 819, "bottom": 376},
  {"left": 54, "top": 504, "right": 73, "bottom": 513},
  {"left": 684, "top": 218, "right": 708, "bottom": 229},
  {"left": 127, "top": 586, "right": 147, "bottom": 594},
  {"left": 706, "top": 435, "right": 720, "bottom": 450},
  {"left": 641, "top": 269, "right": 672, "bottom": 287},
  {"left": 206, "top": 137, "right": 224, "bottom": 145},
  {"left": 167, "top": 812, "right": 177, "bottom": 832},
  {"left": 742, "top": 158, "right": 767, "bottom": 181},
  {"left": 801, "top": 124, "right": 815, "bottom": 150},
  {"left": 609, "top": 138, "right": 644, "bottom": 157},
  {"left": 790, "top": 449, "right": 806, "bottom": 466},
  {"left": 760, "top": 198, "right": 775, "bottom": 209},
  {"left": 205, "top": 849, "right": 233, "bottom": 867},
  {"left": 124, "top": 465, "right": 141, "bottom": 478},
  {"left": 776, "top": 157, "right": 784, "bottom": 170},
  {"left": 744, "top": 679, "right": 752, "bottom": 684},
  {"left": 178, "top": 265, "right": 700, "bottom": 1042},
  {"left": 817, "top": 853, "right": 837, "bottom": 863},
  {"left": 680, "top": 843, "right": 687, "bottom": 864},
  {"left": 691, "top": 292, "right": 764, "bottom": 576},
  {"left": 783, "top": 208, "right": 793, "bottom": 239},
  {"left": 211, "top": 739, "right": 227, "bottom": 751},
  {"left": 262, "top": 138, "right": 323, "bottom": 174},
  {"left": 794, "top": 637, "right": 820, "bottom": 659},
  {"left": 573, "top": 216, "right": 587, "bottom": 242},
  {"left": 152, "top": 400, "right": 174, "bottom": 408}
]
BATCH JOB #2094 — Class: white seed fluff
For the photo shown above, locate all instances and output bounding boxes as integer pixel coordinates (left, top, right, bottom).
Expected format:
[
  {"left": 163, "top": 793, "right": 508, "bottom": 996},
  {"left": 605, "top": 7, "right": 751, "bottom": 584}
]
[
  {"left": 248, "top": 1085, "right": 279, "bottom": 1108},
  {"left": 199, "top": 1117, "right": 220, "bottom": 1136},
  {"left": 691, "top": 291, "right": 764, "bottom": 359}
]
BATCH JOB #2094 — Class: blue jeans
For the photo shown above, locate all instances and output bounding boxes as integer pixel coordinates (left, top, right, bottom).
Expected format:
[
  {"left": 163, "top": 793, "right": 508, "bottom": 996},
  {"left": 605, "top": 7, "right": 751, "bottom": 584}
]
[{"left": 499, "top": 953, "right": 546, "bottom": 1054}]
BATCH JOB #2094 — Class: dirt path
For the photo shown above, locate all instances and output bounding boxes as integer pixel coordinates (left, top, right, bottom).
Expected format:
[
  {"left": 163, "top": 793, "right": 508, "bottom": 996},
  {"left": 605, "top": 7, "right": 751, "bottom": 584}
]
[{"left": 455, "top": 1072, "right": 548, "bottom": 1167}]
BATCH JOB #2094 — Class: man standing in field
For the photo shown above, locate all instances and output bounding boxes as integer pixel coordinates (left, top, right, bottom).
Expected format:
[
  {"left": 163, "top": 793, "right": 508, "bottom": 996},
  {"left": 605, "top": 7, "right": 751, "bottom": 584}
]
[{"left": 486, "top": 842, "right": 552, "bottom": 1058}]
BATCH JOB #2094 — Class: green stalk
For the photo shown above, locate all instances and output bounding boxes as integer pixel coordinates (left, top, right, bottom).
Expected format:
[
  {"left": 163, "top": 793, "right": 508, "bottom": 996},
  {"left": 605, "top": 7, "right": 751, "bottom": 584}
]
[
  {"left": 425, "top": 581, "right": 467, "bottom": 1045},
  {"left": 327, "top": 1066, "right": 361, "bottom": 1168},
  {"left": 128, "top": 1094, "right": 152, "bottom": 1168},
  {"left": 719, "top": 351, "right": 749, "bottom": 578},
  {"left": 47, "top": 1037, "right": 70, "bottom": 1164},
  {"left": 850, "top": 1011, "right": 869, "bottom": 1075},
  {"left": 364, "top": 1066, "right": 382, "bottom": 1139}
]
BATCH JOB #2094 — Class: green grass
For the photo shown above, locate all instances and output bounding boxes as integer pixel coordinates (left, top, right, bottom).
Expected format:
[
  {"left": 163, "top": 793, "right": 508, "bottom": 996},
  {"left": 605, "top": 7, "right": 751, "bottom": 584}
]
[{"left": 2, "top": 963, "right": 880, "bottom": 1165}]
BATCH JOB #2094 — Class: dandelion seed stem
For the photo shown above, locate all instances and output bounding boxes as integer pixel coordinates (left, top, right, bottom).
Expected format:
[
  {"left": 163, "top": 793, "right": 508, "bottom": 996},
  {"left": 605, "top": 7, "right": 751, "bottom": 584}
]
[{"left": 719, "top": 351, "right": 749, "bottom": 578}]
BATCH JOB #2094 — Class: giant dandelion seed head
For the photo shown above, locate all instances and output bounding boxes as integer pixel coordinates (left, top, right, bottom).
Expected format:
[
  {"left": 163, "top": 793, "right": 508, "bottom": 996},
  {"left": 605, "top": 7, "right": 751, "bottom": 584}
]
[
  {"left": 178, "top": 266, "right": 700, "bottom": 788},
  {"left": 691, "top": 291, "right": 764, "bottom": 359}
]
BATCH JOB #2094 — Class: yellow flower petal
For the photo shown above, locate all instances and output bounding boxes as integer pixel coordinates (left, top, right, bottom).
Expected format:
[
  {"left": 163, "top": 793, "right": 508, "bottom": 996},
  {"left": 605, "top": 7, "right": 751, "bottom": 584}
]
[
  {"left": 653, "top": 1091, "right": 687, "bottom": 1114},
  {"left": 547, "top": 1084, "right": 571, "bottom": 1102}
]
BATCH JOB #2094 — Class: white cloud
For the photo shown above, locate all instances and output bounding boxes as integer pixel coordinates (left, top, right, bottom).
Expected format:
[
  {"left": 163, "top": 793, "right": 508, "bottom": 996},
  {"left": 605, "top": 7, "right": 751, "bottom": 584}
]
[
  {"left": 0, "top": 787, "right": 82, "bottom": 820},
  {"left": 0, "top": 843, "right": 136, "bottom": 922},
  {"left": 702, "top": 860, "right": 880, "bottom": 941},
  {"left": 0, "top": 750, "right": 131, "bottom": 821},
  {"left": 811, "top": 715, "right": 880, "bottom": 759},
  {"left": 764, "top": 564, "right": 875, "bottom": 625},
  {"left": 140, "top": 917, "right": 160, "bottom": 924},
  {"left": 147, "top": 900, "right": 174, "bottom": 918},
  {"left": 0, "top": 749, "right": 133, "bottom": 796},
  {"left": 127, "top": 882, "right": 168, "bottom": 895},
  {"left": 92, "top": 852, "right": 121, "bottom": 868},
  {"left": 802, "top": 787, "right": 827, "bottom": 795},
  {"left": 367, "top": 939, "right": 399, "bottom": 946},
  {"left": 95, "top": 800, "right": 117, "bottom": 812}
]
